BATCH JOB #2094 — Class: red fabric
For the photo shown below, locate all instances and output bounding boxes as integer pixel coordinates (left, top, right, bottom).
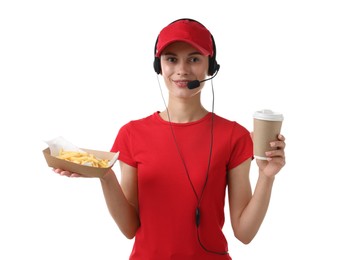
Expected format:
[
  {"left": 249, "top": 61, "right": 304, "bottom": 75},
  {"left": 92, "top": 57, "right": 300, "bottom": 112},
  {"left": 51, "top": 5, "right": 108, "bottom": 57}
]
[
  {"left": 111, "top": 112, "right": 253, "bottom": 260},
  {"left": 155, "top": 19, "right": 213, "bottom": 58}
]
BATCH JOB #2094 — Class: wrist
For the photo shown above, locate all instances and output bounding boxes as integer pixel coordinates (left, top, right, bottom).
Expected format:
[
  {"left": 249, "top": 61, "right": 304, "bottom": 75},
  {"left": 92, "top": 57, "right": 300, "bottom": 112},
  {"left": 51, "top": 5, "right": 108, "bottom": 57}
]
[
  {"left": 100, "top": 169, "right": 115, "bottom": 182},
  {"left": 258, "top": 170, "right": 276, "bottom": 183}
]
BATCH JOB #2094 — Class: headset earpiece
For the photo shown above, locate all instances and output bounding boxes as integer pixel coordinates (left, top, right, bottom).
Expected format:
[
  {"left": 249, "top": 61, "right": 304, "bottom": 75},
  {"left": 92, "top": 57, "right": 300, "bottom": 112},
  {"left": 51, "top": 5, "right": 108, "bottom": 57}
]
[
  {"left": 153, "top": 56, "right": 161, "bottom": 74},
  {"left": 207, "top": 35, "right": 219, "bottom": 76},
  {"left": 153, "top": 37, "right": 162, "bottom": 74}
]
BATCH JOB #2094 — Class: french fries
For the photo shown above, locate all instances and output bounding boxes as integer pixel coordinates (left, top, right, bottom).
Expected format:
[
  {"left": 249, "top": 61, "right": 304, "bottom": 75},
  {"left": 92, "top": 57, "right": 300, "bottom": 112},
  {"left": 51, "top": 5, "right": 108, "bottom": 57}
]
[{"left": 56, "top": 149, "right": 109, "bottom": 168}]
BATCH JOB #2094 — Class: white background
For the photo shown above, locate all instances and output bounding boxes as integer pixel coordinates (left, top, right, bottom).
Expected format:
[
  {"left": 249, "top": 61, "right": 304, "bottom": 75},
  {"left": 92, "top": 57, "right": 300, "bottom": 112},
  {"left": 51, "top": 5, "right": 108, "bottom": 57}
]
[{"left": 1, "top": 0, "right": 351, "bottom": 259}]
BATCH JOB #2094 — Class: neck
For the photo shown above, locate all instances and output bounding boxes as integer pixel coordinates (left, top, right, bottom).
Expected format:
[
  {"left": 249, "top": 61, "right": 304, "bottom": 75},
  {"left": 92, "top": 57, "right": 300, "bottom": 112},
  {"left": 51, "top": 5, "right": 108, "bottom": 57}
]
[{"left": 160, "top": 100, "right": 208, "bottom": 123}]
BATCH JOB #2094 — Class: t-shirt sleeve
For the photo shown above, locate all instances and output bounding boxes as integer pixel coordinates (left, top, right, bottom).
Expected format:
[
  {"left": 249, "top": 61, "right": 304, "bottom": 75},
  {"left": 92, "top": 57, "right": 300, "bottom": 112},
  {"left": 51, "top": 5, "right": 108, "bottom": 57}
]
[
  {"left": 110, "top": 123, "right": 138, "bottom": 168},
  {"left": 227, "top": 123, "right": 254, "bottom": 170}
]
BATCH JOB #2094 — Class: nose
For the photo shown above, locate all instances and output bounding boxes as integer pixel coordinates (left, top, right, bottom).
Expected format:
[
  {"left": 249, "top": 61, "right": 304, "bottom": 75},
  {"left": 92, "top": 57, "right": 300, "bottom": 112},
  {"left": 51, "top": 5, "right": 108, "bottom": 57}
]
[{"left": 176, "top": 60, "right": 190, "bottom": 75}]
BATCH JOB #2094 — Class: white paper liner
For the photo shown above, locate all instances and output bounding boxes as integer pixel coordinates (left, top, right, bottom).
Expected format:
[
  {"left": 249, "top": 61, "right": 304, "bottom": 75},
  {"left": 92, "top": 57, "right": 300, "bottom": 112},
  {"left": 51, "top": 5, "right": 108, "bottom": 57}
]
[{"left": 45, "top": 136, "right": 85, "bottom": 156}]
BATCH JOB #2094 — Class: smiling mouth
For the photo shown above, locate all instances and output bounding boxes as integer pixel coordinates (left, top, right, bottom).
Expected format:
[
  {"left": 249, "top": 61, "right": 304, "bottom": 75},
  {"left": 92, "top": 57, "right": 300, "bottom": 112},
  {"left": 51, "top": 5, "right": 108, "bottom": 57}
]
[{"left": 173, "top": 80, "right": 191, "bottom": 88}]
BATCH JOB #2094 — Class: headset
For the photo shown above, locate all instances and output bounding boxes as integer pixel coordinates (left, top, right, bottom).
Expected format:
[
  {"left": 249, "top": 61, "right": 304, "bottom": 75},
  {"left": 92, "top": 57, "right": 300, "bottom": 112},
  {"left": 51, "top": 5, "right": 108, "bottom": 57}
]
[
  {"left": 154, "top": 18, "right": 228, "bottom": 256},
  {"left": 153, "top": 18, "right": 220, "bottom": 77}
]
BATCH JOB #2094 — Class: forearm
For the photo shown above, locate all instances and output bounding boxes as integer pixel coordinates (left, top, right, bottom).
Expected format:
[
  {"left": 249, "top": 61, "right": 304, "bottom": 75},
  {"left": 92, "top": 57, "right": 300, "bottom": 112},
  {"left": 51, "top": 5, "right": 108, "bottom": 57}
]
[
  {"left": 236, "top": 173, "right": 275, "bottom": 243},
  {"left": 100, "top": 170, "right": 140, "bottom": 239}
]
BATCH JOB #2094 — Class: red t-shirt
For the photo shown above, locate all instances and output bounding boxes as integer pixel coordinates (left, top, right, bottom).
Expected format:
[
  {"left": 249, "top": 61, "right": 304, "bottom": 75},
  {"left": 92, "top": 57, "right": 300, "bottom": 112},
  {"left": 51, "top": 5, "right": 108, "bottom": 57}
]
[{"left": 111, "top": 112, "right": 253, "bottom": 260}]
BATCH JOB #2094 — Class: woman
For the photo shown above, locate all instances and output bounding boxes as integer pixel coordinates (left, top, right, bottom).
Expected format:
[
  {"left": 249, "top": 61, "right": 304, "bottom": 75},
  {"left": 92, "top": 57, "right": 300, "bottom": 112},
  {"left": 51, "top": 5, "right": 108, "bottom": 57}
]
[{"left": 55, "top": 18, "right": 286, "bottom": 259}]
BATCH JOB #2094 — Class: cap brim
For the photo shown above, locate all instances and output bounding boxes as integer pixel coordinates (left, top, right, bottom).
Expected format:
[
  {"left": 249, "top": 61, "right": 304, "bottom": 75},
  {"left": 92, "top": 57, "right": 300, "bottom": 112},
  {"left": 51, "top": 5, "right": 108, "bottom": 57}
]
[{"left": 156, "top": 38, "right": 210, "bottom": 57}]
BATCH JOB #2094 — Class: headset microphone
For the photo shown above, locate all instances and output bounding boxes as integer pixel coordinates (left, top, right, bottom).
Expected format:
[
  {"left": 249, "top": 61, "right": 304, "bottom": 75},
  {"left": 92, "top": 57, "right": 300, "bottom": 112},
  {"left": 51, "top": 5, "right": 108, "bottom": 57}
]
[{"left": 187, "top": 65, "right": 220, "bottom": 89}]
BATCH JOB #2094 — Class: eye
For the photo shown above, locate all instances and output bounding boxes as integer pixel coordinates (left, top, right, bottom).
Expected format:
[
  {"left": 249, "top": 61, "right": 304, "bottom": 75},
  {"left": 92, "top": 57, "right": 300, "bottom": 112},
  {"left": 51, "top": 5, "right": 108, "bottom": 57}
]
[
  {"left": 188, "top": 56, "right": 201, "bottom": 63},
  {"left": 165, "top": 56, "right": 177, "bottom": 63}
]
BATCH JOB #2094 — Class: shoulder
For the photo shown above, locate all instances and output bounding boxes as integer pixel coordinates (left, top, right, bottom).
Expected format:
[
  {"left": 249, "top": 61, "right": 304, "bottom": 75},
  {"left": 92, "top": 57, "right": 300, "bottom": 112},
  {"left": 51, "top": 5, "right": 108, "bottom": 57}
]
[
  {"left": 213, "top": 113, "right": 250, "bottom": 135},
  {"left": 111, "top": 112, "right": 157, "bottom": 153}
]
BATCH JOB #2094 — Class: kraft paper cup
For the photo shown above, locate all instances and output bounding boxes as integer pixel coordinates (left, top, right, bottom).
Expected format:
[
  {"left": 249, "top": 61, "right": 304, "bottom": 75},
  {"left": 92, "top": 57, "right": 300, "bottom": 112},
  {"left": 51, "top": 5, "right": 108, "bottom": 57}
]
[{"left": 253, "top": 109, "right": 284, "bottom": 160}]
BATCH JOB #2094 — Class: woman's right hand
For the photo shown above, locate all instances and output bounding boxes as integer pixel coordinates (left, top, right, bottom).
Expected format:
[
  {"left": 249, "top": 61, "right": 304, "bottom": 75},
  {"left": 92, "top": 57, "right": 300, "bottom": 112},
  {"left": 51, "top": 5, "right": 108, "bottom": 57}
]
[{"left": 53, "top": 168, "right": 85, "bottom": 178}]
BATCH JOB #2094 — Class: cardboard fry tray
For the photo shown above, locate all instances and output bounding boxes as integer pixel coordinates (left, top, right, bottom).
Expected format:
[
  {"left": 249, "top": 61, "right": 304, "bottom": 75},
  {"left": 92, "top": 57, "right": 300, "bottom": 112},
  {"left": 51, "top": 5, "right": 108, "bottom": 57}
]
[{"left": 43, "top": 147, "right": 118, "bottom": 177}]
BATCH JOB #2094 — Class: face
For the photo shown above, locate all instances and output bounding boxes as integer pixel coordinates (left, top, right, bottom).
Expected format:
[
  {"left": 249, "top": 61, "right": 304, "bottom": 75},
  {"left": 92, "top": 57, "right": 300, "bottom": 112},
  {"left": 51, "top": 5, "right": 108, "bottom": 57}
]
[{"left": 160, "top": 41, "right": 209, "bottom": 98}]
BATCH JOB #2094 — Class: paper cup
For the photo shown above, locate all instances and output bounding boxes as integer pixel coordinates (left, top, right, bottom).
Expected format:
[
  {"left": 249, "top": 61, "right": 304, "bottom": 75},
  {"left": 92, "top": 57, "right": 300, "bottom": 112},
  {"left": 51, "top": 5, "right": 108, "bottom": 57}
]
[{"left": 253, "top": 109, "right": 284, "bottom": 160}]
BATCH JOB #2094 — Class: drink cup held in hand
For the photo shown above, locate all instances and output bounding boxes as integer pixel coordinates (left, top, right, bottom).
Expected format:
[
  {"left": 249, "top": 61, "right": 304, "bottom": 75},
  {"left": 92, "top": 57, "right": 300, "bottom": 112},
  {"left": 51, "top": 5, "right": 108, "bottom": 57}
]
[{"left": 253, "top": 109, "right": 284, "bottom": 160}]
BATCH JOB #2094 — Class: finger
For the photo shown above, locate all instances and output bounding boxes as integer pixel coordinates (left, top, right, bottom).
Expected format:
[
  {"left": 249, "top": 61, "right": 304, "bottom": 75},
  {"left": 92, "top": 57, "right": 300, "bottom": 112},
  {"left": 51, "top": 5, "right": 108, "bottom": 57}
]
[
  {"left": 70, "top": 173, "right": 83, "bottom": 178},
  {"left": 278, "top": 134, "right": 285, "bottom": 141},
  {"left": 265, "top": 149, "right": 285, "bottom": 158},
  {"left": 59, "top": 170, "right": 72, "bottom": 176},
  {"left": 53, "top": 168, "right": 62, "bottom": 173},
  {"left": 270, "top": 140, "right": 286, "bottom": 150}
]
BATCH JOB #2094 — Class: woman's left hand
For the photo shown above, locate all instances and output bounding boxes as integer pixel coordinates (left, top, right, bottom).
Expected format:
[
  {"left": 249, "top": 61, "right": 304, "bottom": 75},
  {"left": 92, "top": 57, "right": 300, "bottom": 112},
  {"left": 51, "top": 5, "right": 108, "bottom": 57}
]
[{"left": 256, "top": 134, "right": 286, "bottom": 178}]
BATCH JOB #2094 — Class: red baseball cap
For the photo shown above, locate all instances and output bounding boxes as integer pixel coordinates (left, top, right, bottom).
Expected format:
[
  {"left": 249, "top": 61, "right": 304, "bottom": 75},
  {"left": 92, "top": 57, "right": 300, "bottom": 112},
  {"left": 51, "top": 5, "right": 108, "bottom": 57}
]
[{"left": 155, "top": 19, "right": 214, "bottom": 58}]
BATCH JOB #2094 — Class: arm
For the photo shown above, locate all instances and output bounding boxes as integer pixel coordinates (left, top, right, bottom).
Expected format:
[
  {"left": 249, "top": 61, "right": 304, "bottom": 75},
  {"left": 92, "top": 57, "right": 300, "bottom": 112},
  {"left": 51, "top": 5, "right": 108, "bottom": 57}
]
[
  {"left": 54, "top": 160, "right": 140, "bottom": 239},
  {"left": 54, "top": 162, "right": 139, "bottom": 239},
  {"left": 100, "top": 161, "right": 140, "bottom": 239},
  {"left": 228, "top": 134, "right": 286, "bottom": 244}
]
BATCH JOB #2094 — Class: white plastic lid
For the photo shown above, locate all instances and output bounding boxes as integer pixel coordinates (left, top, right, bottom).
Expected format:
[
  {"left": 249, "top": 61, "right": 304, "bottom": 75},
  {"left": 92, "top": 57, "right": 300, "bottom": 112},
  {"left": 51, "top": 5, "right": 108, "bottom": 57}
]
[{"left": 253, "top": 109, "right": 284, "bottom": 121}]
